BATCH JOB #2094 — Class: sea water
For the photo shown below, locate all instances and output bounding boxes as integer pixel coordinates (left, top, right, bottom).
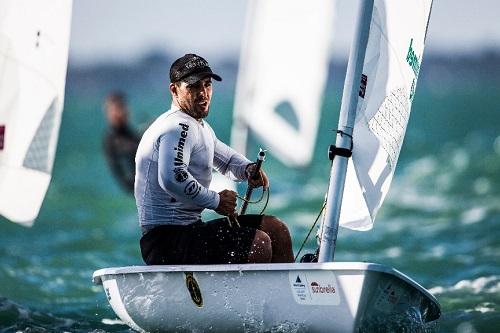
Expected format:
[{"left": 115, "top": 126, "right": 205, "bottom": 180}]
[{"left": 0, "top": 54, "right": 499, "bottom": 332}]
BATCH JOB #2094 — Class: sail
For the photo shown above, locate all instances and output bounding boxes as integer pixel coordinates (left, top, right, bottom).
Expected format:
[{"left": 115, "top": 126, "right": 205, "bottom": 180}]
[
  {"left": 0, "top": 0, "right": 72, "bottom": 225},
  {"left": 231, "top": 0, "right": 334, "bottom": 167},
  {"left": 339, "top": 0, "right": 433, "bottom": 230}
]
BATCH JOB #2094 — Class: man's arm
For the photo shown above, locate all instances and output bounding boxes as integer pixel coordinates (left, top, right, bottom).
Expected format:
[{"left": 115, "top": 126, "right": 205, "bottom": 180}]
[
  {"left": 213, "top": 138, "right": 252, "bottom": 181},
  {"left": 157, "top": 123, "right": 220, "bottom": 209}
]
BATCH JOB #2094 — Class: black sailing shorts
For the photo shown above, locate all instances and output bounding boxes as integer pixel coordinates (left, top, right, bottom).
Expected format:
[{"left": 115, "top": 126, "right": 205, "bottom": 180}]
[{"left": 140, "top": 214, "right": 264, "bottom": 265}]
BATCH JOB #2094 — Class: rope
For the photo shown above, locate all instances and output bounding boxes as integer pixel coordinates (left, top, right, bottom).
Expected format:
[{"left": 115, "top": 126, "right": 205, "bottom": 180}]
[
  {"left": 236, "top": 186, "right": 267, "bottom": 205},
  {"left": 294, "top": 202, "right": 326, "bottom": 262},
  {"left": 234, "top": 186, "right": 270, "bottom": 216},
  {"left": 258, "top": 188, "right": 270, "bottom": 215}
]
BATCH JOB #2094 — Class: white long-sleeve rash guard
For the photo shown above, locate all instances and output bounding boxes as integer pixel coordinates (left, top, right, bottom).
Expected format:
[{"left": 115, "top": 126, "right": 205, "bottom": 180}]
[{"left": 135, "top": 107, "right": 251, "bottom": 230}]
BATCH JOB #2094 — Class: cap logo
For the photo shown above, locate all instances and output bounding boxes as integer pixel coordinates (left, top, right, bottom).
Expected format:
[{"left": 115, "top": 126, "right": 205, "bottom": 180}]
[{"left": 184, "top": 58, "right": 208, "bottom": 70}]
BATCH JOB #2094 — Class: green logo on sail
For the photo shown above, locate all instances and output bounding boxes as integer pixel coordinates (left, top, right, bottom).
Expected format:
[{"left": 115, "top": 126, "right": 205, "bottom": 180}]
[
  {"left": 406, "top": 38, "right": 420, "bottom": 77},
  {"left": 406, "top": 38, "right": 421, "bottom": 100}
]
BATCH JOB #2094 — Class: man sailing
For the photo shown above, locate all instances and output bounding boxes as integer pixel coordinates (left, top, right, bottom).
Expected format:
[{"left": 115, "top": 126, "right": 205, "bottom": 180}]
[{"left": 135, "top": 54, "right": 294, "bottom": 265}]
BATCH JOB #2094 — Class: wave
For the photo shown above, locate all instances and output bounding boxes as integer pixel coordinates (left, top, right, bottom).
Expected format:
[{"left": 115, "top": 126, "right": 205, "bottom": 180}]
[
  {"left": 0, "top": 297, "right": 76, "bottom": 332},
  {"left": 429, "top": 275, "right": 500, "bottom": 295}
]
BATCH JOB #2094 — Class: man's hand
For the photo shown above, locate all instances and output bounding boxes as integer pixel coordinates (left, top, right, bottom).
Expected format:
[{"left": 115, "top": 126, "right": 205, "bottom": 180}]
[
  {"left": 215, "top": 189, "right": 238, "bottom": 216},
  {"left": 245, "top": 164, "right": 269, "bottom": 189}
]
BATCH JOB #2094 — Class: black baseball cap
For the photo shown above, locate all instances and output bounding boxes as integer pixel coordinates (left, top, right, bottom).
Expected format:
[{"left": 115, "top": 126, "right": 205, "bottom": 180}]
[{"left": 169, "top": 54, "right": 222, "bottom": 84}]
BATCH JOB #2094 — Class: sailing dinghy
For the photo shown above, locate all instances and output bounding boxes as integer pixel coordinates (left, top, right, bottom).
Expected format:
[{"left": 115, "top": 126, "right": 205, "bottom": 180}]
[{"left": 93, "top": 1, "right": 441, "bottom": 331}]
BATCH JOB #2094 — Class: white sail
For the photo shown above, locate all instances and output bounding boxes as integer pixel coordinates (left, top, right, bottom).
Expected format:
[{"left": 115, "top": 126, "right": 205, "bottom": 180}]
[
  {"left": 0, "top": 0, "right": 72, "bottom": 225},
  {"left": 231, "top": 0, "right": 334, "bottom": 167},
  {"left": 339, "top": 0, "right": 433, "bottom": 230}
]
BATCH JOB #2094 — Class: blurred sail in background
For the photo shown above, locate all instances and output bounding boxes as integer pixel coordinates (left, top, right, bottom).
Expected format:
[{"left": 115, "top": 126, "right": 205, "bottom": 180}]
[
  {"left": 231, "top": 0, "right": 334, "bottom": 167},
  {"left": 0, "top": 0, "right": 72, "bottom": 225},
  {"left": 340, "top": 0, "right": 433, "bottom": 230}
]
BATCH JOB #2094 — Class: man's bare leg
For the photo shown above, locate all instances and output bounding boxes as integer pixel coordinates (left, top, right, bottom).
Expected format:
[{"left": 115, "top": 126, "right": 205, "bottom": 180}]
[
  {"left": 247, "top": 230, "right": 272, "bottom": 263},
  {"left": 259, "top": 216, "right": 294, "bottom": 263}
]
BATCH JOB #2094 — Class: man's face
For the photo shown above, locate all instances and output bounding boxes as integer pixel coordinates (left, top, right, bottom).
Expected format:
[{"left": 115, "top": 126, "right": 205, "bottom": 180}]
[
  {"left": 172, "top": 77, "right": 213, "bottom": 119},
  {"left": 105, "top": 101, "right": 128, "bottom": 127}
]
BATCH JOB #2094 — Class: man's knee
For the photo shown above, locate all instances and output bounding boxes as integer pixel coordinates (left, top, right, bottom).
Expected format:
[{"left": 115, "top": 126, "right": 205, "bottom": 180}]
[
  {"left": 253, "top": 230, "right": 272, "bottom": 252},
  {"left": 248, "top": 230, "right": 272, "bottom": 263},
  {"left": 262, "top": 215, "right": 291, "bottom": 235}
]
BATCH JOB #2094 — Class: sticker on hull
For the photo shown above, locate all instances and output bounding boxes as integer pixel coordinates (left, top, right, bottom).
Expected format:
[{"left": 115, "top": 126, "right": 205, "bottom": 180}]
[
  {"left": 373, "top": 280, "right": 407, "bottom": 313},
  {"left": 289, "top": 271, "right": 340, "bottom": 306},
  {"left": 185, "top": 271, "right": 203, "bottom": 307}
]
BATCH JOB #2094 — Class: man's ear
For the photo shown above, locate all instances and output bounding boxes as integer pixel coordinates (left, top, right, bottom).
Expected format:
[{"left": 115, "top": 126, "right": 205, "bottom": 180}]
[{"left": 169, "top": 83, "right": 176, "bottom": 96}]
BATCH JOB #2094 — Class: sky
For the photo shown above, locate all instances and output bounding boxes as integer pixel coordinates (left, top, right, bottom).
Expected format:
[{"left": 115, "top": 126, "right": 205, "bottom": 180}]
[{"left": 69, "top": 0, "right": 500, "bottom": 66}]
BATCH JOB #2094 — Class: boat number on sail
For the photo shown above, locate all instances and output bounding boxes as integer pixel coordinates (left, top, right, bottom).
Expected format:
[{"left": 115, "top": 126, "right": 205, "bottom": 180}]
[
  {"left": 289, "top": 271, "right": 340, "bottom": 305},
  {"left": 184, "top": 272, "right": 203, "bottom": 307},
  {"left": 0, "top": 125, "right": 5, "bottom": 150}
]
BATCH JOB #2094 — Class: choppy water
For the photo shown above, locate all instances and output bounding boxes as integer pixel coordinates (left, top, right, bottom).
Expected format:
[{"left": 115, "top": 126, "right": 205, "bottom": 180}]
[{"left": 1, "top": 55, "right": 499, "bottom": 332}]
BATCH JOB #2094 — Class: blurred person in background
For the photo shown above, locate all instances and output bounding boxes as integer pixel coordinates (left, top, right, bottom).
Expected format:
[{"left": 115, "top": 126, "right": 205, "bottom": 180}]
[{"left": 102, "top": 91, "right": 140, "bottom": 194}]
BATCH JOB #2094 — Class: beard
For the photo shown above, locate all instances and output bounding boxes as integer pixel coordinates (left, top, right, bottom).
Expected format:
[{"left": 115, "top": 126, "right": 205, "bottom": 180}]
[
  {"left": 179, "top": 99, "right": 210, "bottom": 120},
  {"left": 174, "top": 88, "right": 211, "bottom": 119},
  {"left": 183, "top": 105, "right": 209, "bottom": 119}
]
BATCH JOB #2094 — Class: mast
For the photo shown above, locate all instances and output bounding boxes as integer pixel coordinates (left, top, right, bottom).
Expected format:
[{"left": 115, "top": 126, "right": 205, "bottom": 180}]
[{"left": 318, "top": 0, "right": 374, "bottom": 262}]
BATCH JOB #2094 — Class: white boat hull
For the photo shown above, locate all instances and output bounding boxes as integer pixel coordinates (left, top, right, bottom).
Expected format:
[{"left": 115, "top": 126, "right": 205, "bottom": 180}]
[{"left": 93, "top": 262, "right": 440, "bottom": 332}]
